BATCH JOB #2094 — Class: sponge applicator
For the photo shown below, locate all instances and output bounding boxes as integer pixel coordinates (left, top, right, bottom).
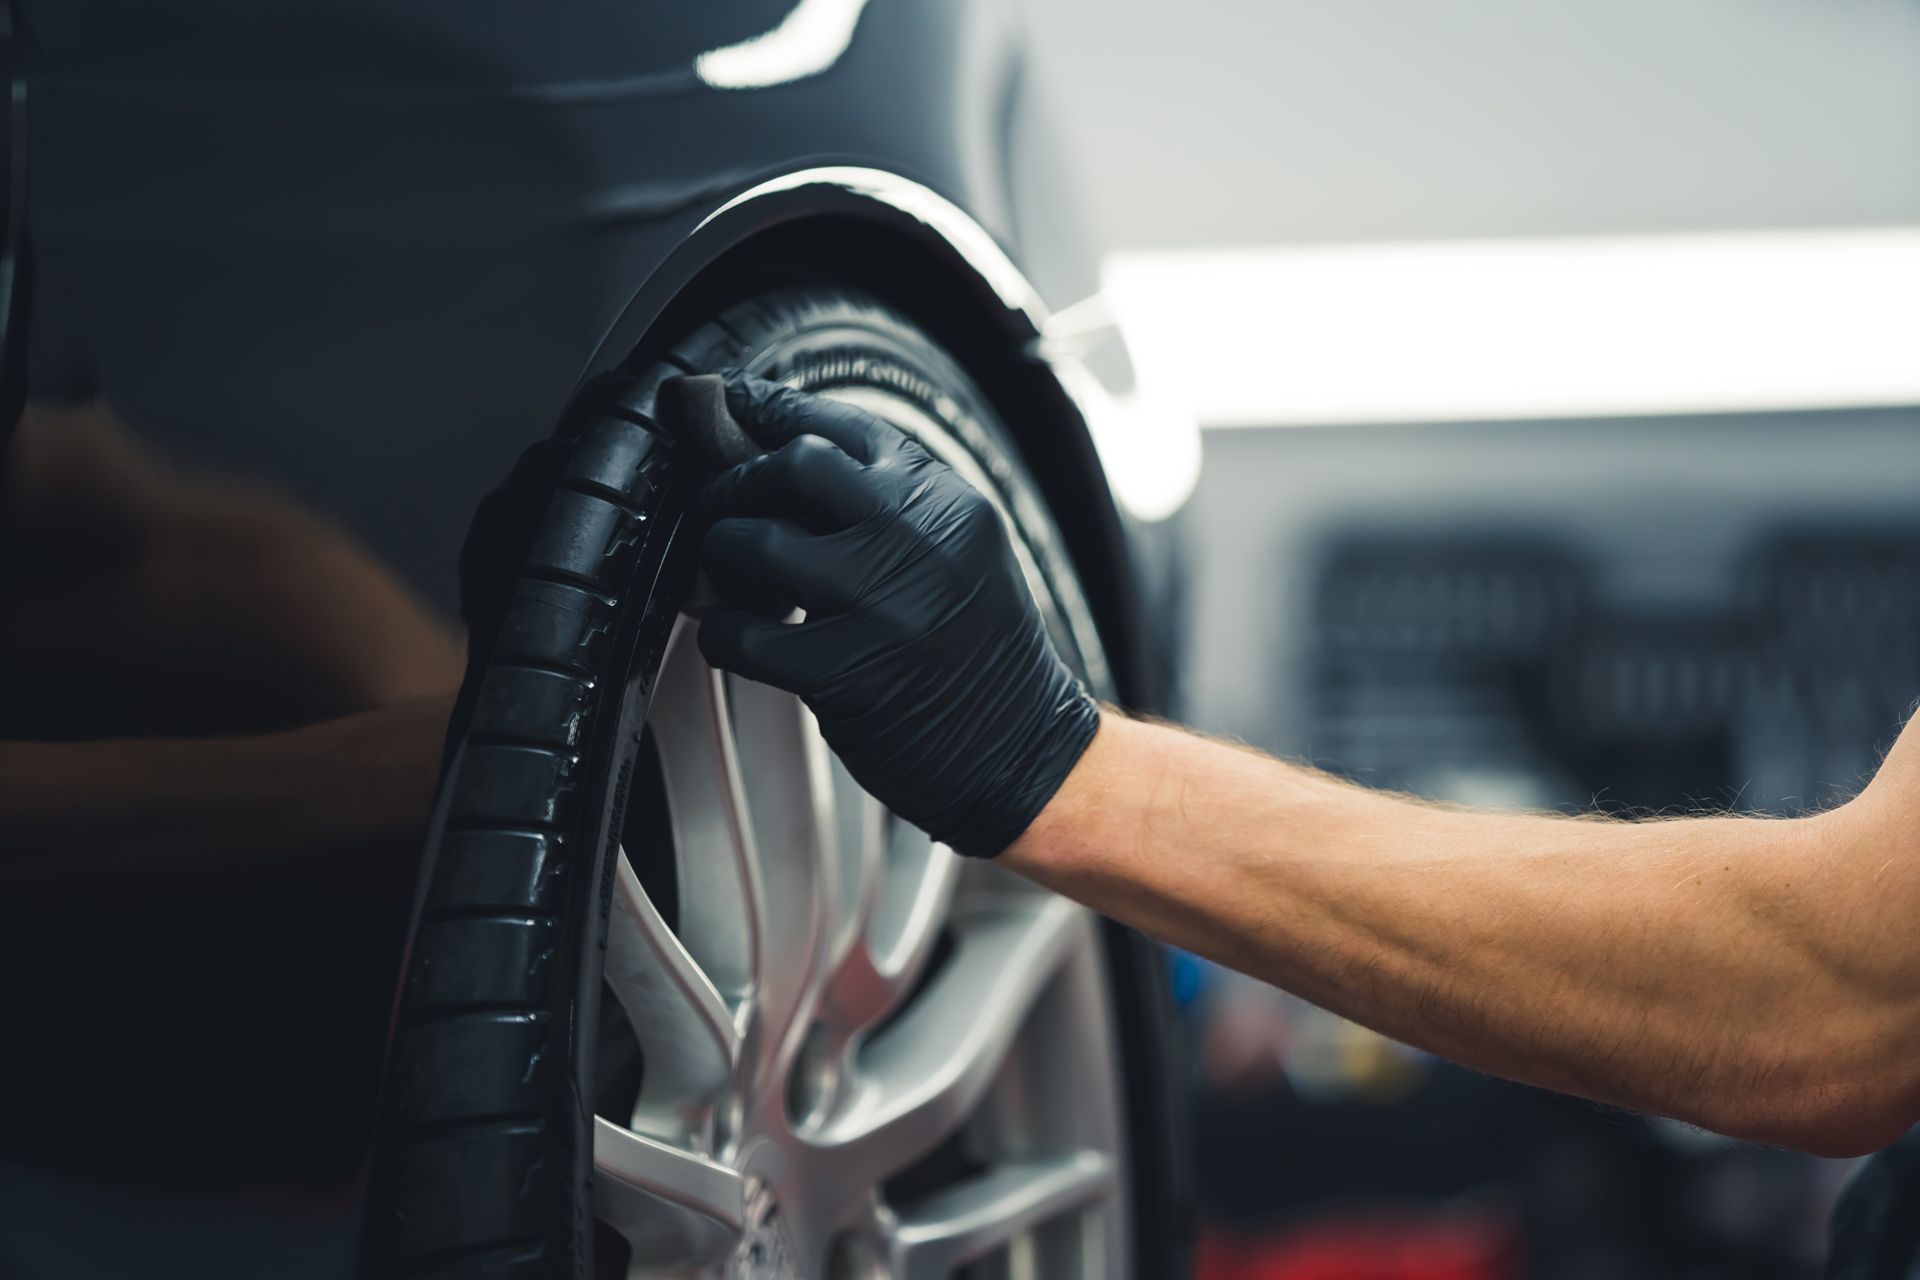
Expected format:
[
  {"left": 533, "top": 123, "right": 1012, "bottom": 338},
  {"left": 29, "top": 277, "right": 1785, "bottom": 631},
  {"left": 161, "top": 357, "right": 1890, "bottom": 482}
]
[
  {"left": 656, "top": 373, "right": 766, "bottom": 615},
  {"left": 657, "top": 373, "right": 763, "bottom": 471}
]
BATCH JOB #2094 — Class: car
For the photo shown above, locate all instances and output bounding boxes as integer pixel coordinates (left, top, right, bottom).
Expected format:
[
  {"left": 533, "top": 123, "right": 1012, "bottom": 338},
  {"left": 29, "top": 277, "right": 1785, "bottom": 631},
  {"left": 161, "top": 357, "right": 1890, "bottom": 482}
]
[{"left": 3, "top": 2, "right": 1197, "bottom": 1277}]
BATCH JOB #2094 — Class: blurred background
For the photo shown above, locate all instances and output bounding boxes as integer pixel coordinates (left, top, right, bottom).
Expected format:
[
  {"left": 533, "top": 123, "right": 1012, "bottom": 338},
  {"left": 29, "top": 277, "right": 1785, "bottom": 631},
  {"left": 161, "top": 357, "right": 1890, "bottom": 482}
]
[{"left": 1026, "top": 2, "right": 1920, "bottom": 1278}]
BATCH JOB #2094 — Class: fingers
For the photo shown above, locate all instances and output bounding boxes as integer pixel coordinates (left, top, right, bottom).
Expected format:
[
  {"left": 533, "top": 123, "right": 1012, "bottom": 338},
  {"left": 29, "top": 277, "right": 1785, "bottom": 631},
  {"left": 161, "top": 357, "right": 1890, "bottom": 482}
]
[
  {"left": 702, "top": 433, "right": 884, "bottom": 531},
  {"left": 721, "top": 371, "right": 905, "bottom": 466},
  {"left": 702, "top": 516, "right": 856, "bottom": 615},
  {"left": 696, "top": 607, "right": 805, "bottom": 692},
  {"left": 699, "top": 517, "right": 801, "bottom": 617}
]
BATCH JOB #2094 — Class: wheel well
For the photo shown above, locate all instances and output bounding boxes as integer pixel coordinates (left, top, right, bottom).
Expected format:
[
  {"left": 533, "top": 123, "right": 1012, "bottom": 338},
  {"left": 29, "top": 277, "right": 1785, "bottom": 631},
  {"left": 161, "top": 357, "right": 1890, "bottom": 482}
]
[{"left": 623, "top": 216, "right": 1145, "bottom": 705}]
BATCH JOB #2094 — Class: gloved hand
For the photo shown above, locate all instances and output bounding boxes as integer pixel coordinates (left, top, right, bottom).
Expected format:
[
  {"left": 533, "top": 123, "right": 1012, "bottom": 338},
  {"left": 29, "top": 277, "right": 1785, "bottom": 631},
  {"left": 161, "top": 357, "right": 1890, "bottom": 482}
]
[{"left": 696, "top": 372, "right": 1102, "bottom": 858}]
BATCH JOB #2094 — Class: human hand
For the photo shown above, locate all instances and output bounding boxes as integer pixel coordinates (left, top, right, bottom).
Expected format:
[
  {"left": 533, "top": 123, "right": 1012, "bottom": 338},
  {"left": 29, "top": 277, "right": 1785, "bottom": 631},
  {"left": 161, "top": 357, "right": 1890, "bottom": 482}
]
[{"left": 697, "top": 373, "right": 1100, "bottom": 857}]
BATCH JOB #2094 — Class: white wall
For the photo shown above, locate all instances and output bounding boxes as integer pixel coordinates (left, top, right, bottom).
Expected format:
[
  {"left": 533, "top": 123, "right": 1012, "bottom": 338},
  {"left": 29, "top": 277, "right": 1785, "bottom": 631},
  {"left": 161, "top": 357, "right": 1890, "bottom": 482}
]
[{"left": 1024, "top": 0, "right": 1920, "bottom": 248}]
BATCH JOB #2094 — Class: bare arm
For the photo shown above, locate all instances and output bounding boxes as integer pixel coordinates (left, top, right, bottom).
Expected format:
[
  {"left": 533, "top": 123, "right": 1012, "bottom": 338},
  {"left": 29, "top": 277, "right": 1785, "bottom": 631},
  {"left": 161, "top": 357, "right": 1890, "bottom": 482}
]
[{"left": 1004, "top": 712, "right": 1920, "bottom": 1158}]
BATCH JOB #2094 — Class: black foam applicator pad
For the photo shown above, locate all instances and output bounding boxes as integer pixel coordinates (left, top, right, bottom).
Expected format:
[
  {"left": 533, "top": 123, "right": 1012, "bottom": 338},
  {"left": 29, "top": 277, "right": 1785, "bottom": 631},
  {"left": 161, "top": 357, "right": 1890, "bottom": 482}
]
[
  {"left": 657, "top": 374, "right": 766, "bottom": 616},
  {"left": 658, "top": 373, "right": 763, "bottom": 471}
]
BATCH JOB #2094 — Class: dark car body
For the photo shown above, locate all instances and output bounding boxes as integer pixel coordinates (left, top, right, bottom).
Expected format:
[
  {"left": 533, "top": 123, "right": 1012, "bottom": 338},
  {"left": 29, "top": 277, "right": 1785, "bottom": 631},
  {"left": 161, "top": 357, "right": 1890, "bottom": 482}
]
[
  {"left": 0, "top": 2, "right": 1188, "bottom": 1273},
  {"left": 11, "top": 0, "right": 1182, "bottom": 707}
]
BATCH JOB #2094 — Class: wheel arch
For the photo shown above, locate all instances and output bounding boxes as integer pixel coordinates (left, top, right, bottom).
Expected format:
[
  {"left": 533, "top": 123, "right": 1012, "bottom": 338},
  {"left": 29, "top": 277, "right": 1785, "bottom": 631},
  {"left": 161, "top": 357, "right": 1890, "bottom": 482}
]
[{"left": 576, "top": 171, "right": 1151, "bottom": 708}]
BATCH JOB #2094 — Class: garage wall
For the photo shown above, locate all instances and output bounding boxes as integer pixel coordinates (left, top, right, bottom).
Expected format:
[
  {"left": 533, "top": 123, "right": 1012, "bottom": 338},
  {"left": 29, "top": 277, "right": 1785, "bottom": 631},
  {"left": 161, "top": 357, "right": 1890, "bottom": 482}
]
[
  {"left": 1023, "top": 0, "right": 1920, "bottom": 247},
  {"left": 1016, "top": 7, "right": 1919, "bottom": 1274}
]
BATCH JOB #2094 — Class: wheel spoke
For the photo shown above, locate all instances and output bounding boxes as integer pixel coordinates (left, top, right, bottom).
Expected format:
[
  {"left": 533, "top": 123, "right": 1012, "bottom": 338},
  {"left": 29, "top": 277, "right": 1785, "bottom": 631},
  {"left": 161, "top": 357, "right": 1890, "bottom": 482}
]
[
  {"left": 870, "top": 822, "right": 960, "bottom": 985},
  {"left": 827, "top": 757, "right": 886, "bottom": 959},
  {"left": 889, "top": 1153, "right": 1117, "bottom": 1280},
  {"left": 820, "top": 897, "right": 1086, "bottom": 1180},
  {"left": 816, "top": 763, "right": 889, "bottom": 1032},
  {"left": 649, "top": 618, "right": 760, "bottom": 1001},
  {"left": 821, "top": 819, "right": 960, "bottom": 1036},
  {"left": 723, "top": 673, "right": 839, "bottom": 1065},
  {"left": 604, "top": 852, "right": 739, "bottom": 1119},
  {"left": 593, "top": 1117, "right": 744, "bottom": 1265}
]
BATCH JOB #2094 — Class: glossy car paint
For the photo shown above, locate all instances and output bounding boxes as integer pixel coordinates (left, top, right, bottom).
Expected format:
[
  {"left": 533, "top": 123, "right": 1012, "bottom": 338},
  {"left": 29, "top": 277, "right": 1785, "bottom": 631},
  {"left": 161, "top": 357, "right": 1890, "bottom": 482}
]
[
  {"left": 0, "top": 1, "right": 1182, "bottom": 1272},
  {"left": 17, "top": 0, "right": 1169, "bottom": 697}
]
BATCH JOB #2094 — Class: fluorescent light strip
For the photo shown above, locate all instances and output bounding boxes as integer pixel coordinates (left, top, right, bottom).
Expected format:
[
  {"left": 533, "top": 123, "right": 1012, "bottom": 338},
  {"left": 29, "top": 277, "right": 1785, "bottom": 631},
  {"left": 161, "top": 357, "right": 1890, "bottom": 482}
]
[{"left": 1101, "top": 228, "right": 1920, "bottom": 429}]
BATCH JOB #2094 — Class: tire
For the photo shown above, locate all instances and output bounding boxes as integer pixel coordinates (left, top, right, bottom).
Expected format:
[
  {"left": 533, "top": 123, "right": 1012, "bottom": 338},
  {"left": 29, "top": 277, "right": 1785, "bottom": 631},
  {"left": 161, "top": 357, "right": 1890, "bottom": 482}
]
[{"left": 361, "top": 288, "right": 1191, "bottom": 1279}]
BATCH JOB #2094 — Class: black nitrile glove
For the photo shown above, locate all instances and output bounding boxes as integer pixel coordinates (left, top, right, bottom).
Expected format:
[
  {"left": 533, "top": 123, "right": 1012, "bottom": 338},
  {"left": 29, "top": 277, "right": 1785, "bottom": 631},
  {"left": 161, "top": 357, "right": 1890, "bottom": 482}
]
[{"left": 697, "top": 373, "right": 1101, "bottom": 858}]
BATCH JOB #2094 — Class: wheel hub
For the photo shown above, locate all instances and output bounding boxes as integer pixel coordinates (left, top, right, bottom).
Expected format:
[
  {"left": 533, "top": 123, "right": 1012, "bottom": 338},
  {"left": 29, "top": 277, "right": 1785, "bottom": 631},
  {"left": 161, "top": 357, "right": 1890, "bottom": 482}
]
[{"left": 732, "top": 1177, "right": 802, "bottom": 1280}]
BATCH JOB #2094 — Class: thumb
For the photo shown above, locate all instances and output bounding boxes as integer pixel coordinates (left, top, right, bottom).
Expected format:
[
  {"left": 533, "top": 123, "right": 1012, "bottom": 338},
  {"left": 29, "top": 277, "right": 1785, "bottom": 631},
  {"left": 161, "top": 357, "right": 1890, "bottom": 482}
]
[{"left": 696, "top": 607, "right": 807, "bottom": 692}]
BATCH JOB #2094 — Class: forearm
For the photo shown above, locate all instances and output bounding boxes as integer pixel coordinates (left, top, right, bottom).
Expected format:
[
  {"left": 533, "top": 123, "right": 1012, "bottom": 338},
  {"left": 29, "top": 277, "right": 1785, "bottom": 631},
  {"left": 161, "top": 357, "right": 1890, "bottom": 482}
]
[{"left": 1005, "top": 713, "right": 1920, "bottom": 1155}]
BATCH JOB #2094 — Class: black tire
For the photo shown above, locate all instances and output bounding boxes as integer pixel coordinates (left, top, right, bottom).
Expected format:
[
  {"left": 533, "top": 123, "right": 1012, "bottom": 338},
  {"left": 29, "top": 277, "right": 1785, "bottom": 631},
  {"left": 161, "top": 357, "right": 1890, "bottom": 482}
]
[{"left": 360, "top": 287, "right": 1191, "bottom": 1279}]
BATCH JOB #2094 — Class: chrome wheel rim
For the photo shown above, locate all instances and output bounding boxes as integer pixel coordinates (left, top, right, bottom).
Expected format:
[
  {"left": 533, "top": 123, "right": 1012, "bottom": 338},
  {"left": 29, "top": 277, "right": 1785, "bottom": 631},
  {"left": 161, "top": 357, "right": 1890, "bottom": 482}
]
[{"left": 589, "top": 389, "right": 1132, "bottom": 1279}]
